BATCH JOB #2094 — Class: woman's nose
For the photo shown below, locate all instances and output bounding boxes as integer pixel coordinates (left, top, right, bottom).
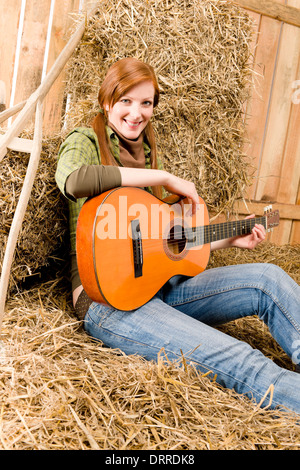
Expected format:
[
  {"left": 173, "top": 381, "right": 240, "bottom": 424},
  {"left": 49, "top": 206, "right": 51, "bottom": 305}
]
[{"left": 129, "top": 103, "right": 141, "bottom": 119}]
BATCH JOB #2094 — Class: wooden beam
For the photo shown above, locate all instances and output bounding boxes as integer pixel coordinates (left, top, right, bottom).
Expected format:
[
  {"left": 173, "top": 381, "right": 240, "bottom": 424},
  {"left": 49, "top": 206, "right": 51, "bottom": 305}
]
[
  {"left": 233, "top": 0, "right": 300, "bottom": 28},
  {"left": 235, "top": 199, "right": 300, "bottom": 220},
  {"left": 6, "top": 136, "right": 33, "bottom": 153},
  {"left": 0, "top": 100, "right": 27, "bottom": 125}
]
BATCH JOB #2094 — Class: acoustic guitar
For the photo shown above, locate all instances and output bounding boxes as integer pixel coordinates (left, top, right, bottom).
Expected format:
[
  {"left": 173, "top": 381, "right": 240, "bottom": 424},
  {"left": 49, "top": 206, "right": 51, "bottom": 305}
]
[{"left": 76, "top": 187, "right": 280, "bottom": 311}]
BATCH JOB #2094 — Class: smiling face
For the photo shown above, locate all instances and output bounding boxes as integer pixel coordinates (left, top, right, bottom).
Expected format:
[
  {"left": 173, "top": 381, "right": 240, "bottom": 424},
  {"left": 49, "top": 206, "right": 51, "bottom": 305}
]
[{"left": 105, "top": 81, "right": 155, "bottom": 140}]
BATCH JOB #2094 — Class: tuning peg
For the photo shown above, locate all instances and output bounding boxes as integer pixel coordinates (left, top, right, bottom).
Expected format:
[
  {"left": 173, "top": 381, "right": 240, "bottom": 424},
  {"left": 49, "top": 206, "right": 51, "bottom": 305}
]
[{"left": 264, "top": 204, "right": 272, "bottom": 213}]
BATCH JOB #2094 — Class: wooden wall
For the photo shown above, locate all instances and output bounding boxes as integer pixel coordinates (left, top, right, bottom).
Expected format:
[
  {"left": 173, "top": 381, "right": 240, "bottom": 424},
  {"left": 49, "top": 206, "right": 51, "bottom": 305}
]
[
  {"left": 0, "top": 0, "right": 83, "bottom": 133},
  {"left": 0, "top": 0, "right": 299, "bottom": 245},
  {"left": 234, "top": 0, "right": 300, "bottom": 245}
]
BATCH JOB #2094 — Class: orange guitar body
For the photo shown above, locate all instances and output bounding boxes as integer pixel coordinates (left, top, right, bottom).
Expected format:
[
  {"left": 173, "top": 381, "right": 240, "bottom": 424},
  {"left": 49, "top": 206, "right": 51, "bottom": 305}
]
[{"left": 76, "top": 187, "right": 210, "bottom": 311}]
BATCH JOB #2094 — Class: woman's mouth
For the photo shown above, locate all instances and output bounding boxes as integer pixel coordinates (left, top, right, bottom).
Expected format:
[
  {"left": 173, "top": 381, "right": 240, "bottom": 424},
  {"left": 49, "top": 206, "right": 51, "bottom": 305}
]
[{"left": 124, "top": 119, "right": 141, "bottom": 129}]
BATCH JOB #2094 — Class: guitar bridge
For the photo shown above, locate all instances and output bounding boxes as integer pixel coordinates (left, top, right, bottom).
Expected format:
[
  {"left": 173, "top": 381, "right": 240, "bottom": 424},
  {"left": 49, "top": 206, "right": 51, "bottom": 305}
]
[{"left": 131, "top": 219, "right": 143, "bottom": 278}]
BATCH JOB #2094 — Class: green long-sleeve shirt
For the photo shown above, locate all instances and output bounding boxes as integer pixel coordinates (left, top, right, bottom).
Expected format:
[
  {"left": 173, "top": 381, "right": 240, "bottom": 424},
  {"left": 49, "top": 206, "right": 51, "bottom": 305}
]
[{"left": 55, "top": 126, "right": 154, "bottom": 290}]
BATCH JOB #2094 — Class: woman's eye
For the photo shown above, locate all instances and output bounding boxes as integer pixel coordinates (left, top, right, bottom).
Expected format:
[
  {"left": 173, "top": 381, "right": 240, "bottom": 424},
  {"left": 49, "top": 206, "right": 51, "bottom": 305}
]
[{"left": 119, "top": 98, "right": 153, "bottom": 106}]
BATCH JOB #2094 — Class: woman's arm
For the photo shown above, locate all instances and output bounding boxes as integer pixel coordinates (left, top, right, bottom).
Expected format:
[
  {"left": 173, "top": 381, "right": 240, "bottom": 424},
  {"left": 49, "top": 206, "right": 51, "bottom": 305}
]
[
  {"left": 119, "top": 167, "right": 200, "bottom": 214},
  {"left": 66, "top": 165, "right": 200, "bottom": 214},
  {"left": 65, "top": 165, "right": 121, "bottom": 200}
]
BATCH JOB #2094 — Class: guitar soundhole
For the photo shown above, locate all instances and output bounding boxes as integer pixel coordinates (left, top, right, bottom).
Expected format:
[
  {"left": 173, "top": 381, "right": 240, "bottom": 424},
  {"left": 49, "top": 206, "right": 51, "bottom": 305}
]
[{"left": 167, "top": 224, "right": 186, "bottom": 254}]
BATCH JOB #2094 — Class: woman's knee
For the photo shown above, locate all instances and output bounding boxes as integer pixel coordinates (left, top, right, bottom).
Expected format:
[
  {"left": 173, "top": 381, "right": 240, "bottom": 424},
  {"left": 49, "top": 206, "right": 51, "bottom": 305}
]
[{"left": 253, "top": 262, "right": 286, "bottom": 284}]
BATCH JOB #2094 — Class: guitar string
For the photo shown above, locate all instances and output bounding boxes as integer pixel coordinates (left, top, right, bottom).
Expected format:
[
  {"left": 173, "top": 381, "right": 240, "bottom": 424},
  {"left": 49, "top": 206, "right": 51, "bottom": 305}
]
[{"left": 99, "top": 217, "right": 267, "bottom": 249}]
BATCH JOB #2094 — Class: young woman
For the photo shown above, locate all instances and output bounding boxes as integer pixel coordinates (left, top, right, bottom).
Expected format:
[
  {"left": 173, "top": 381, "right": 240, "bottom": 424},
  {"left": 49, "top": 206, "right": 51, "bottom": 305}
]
[{"left": 56, "top": 57, "right": 300, "bottom": 414}]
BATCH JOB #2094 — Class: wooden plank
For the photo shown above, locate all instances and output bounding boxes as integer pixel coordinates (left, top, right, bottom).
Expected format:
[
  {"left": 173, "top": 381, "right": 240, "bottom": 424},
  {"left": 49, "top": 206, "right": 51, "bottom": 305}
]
[
  {"left": 42, "top": 0, "right": 81, "bottom": 135},
  {"left": 241, "top": 0, "right": 300, "bottom": 245},
  {"left": 11, "top": 0, "right": 51, "bottom": 115},
  {"left": 254, "top": 20, "right": 300, "bottom": 202},
  {"left": 233, "top": 0, "right": 300, "bottom": 27},
  {"left": 244, "top": 13, "right": 284, "bottom": 200},
  {"left": 0, "top": 0, "right": 22, "bottom": 112},
  {"left": 7, "top": 136, "right": 34, "bottom": 153},
  {"left": 254, "top": 0, "right": 300, "bottom": 244},
  {"left": 235, "top": 199, "right": 300, "bottom": 220},
  {"left": 275, "top": 39, "right": 300, "bottom": 244}
]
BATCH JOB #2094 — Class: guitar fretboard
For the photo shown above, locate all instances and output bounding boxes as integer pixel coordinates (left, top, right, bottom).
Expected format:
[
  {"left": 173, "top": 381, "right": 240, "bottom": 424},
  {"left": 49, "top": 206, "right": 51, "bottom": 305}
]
[{"left": 187, "top": 216, "right": 266, "bottom": 246}]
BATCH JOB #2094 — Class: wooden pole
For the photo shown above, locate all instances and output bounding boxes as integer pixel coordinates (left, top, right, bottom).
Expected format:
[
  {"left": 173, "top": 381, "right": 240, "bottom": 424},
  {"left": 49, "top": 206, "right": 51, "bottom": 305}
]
[
  {"left": 0, "top": 99, "right": 43, "bottom": 331},
  {"left": 0, "top": 100, "right": 27, "bottom": 125}
]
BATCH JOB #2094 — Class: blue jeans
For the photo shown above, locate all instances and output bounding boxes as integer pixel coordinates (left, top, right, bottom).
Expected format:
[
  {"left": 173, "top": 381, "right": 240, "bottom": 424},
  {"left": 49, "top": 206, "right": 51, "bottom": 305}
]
[{"left": 83, "top": 263, "right": 300, "bottom": 414}]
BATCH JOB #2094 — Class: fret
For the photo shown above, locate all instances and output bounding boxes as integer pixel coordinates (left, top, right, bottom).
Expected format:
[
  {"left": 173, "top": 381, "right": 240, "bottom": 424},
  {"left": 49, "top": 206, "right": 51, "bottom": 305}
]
[{"left": 186, "top": 216, "right": 266, "bottom": 247}]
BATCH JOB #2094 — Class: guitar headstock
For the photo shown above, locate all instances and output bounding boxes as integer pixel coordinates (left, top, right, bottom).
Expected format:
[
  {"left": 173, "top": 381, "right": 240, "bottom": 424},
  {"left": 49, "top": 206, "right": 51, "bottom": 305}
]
[{"left": 264, "top": 205, "right": 280, "bottom": 232}]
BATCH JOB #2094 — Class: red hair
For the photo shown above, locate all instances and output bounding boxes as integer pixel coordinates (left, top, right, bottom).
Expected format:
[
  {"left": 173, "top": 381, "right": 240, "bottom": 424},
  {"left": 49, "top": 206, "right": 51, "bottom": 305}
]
[
  {"left": 92, "top": 58, "right": 162, "bottom": 198},
  {"left": 98, "top": 57, "right": 159, "bottom": 111}
]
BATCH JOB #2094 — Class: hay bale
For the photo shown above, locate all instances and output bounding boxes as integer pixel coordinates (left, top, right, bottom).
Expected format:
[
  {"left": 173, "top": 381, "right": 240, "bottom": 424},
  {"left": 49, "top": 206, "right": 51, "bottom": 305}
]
[
  {"left": 0, "top": 134, "right": 68, "bottom": 294},
  {"left": 65, "top": 0, "right": 255, "bottom": 214}
]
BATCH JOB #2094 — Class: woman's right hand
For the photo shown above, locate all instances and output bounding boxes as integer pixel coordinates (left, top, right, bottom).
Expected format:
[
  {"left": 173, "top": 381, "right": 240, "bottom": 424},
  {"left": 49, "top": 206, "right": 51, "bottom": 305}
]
[{"left": 163, "top": 172, "right": 200, "bottom": 214}]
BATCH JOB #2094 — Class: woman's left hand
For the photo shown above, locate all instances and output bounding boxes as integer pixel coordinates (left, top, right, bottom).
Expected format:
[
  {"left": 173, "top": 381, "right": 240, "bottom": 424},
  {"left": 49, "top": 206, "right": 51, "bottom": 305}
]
[{"left": 230, "top": 214, "right": 266, "bottom": 250}]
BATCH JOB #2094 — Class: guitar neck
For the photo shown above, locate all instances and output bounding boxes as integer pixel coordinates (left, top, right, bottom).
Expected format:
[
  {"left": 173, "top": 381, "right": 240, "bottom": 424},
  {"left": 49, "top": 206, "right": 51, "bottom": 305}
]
[{"left": 190, "top": 216, "right": 266, "bottom": 246}]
